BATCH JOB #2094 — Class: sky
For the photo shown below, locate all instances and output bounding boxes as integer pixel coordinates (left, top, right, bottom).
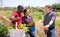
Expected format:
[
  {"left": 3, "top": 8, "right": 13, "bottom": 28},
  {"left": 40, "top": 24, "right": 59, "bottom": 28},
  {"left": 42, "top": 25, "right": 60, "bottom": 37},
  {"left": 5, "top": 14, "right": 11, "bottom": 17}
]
[{"left": 0, "top": 0, "right": 60, "bottom": 7}]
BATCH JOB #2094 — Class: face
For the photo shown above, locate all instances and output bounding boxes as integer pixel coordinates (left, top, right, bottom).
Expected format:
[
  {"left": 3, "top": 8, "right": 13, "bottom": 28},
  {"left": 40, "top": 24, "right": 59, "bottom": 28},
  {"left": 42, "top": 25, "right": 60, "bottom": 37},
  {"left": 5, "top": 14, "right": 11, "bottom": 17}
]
[
  {"left": 25, "top": 10, "right": 29, "bottom": 16},
  {"left": 18, "top": 7, "right": 23, "bottom": 13},
  {"left": 45, "top": 7, "right": 50, "bottom": 13}
]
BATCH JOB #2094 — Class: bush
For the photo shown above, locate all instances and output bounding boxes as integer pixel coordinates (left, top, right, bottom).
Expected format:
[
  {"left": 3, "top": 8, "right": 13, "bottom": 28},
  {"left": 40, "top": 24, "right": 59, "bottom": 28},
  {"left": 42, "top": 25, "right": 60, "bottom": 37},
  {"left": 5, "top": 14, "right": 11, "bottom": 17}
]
[{"left": 0, "top": 24, "right": 8, "bottom": 37}]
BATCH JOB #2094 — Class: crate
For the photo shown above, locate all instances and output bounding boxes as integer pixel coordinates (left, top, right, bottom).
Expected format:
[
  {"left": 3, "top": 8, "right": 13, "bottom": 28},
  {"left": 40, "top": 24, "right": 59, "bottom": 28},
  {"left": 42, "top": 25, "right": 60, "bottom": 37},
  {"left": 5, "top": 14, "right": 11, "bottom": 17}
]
[{"left": 9, "top": 29, "right": 25, "bottom": 37}]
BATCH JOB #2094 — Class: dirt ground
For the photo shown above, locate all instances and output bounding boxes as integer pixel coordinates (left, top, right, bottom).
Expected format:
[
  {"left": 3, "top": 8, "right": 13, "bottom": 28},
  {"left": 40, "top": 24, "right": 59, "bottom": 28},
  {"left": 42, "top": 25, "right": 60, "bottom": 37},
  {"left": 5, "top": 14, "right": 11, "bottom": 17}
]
[{"left": 56, "top": 16, "right": 60, "bottom": 20}]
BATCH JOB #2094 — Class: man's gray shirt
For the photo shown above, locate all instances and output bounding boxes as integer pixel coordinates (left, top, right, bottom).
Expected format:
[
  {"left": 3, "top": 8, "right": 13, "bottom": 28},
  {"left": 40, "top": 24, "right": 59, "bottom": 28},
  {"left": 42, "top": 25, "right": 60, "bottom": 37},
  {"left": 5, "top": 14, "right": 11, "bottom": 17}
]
[{"left": 43, "top": 11, "right": 56, "bottom": 30}]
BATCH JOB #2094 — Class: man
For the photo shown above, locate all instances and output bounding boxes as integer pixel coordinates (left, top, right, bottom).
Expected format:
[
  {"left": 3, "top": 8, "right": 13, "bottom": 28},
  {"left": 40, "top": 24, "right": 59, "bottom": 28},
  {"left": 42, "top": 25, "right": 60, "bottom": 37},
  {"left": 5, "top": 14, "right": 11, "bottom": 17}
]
[
  {"left": 43, "top": 5, "right": 56, "bottom": 37},
  {"left": 11, "top": 5, "right": 24, "bottom": 29}
]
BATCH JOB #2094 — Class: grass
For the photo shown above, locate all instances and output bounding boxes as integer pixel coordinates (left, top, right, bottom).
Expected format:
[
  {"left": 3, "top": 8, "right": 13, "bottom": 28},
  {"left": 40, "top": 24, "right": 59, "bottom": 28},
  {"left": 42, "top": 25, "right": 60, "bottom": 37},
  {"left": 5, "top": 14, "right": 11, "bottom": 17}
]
[
  {"left": 55, "top": 20, "right": 60, "bottom": 28},
  {"left": 31, "top": 12, "right": 44, "bottom": 21},
  {"left": 0, "top": 11, "right": 12, "bottom": 19},
  {"left": 56, "top": 12, "right": 60, "bottom": 16},
  {"left": 0, "top": 11, "right": 60, "bottom": 28},
  {"left": 0, "top": 11, "right": 60, "bottom": 37}
]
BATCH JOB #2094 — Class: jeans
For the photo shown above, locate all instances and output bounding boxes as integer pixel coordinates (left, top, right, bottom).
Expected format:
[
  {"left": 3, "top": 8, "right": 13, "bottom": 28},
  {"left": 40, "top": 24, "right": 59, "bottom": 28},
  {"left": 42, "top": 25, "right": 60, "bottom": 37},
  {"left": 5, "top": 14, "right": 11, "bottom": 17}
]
[
  {"left": 45, "top": 28, "right": 56, "bottom": 37},
  {"left": 28, "top": 31, "right": 35, "bottom": 37},
  {"left": 28, "top": 26, "right": 35, "bottom": 37}
]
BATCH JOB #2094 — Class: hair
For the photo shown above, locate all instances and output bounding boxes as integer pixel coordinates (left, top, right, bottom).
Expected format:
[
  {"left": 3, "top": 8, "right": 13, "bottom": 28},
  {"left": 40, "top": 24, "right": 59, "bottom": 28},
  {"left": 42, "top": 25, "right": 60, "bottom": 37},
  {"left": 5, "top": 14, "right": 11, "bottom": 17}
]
[
  {"left": 17, "top": 5, "right": 24, "bottom": 10},
  {"left": 24, "top": 9, "right": 27, "bottom": 14},
  {"left": 45, "top": 5, "right": 51, "bottom": 10}
]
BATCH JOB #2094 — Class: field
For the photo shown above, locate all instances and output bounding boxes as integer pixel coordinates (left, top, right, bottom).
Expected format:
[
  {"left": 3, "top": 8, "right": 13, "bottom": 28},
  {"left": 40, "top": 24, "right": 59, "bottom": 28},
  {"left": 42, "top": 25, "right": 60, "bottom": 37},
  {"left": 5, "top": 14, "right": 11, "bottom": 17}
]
[{"left": 0, "top": 11, "right": 60, "bottom": 37}]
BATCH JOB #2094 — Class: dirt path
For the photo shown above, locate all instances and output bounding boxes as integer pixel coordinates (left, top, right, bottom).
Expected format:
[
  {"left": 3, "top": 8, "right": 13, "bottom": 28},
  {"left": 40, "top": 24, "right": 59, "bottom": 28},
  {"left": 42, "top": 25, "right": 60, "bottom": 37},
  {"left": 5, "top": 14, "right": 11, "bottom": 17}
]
[{"left": 56, "top": 16, "right": 60, "bottom": 20}]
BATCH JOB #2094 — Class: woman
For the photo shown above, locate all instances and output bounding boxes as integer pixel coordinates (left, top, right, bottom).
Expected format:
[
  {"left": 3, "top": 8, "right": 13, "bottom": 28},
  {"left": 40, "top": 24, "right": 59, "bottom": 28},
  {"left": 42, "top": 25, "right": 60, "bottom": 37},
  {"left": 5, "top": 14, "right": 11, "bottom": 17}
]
[{"left": 22, "top": 9, "right": 35, "bottom": 37}]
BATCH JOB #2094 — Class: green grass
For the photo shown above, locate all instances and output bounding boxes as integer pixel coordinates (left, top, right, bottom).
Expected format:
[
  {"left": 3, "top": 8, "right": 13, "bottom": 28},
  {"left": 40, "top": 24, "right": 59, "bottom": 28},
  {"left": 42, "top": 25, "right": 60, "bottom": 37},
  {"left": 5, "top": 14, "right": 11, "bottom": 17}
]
[
  {"left": 0, "top": 11, "right": 12, "bottom": 19},
  {"left": 55, "top": 20, "right": 60, "bottom": 28},
  {"left": 56, "top": 12, "right": 60, "bottom": 16},
  {"left": 31, "top": 12, "right": 44, "bottom": 21}
]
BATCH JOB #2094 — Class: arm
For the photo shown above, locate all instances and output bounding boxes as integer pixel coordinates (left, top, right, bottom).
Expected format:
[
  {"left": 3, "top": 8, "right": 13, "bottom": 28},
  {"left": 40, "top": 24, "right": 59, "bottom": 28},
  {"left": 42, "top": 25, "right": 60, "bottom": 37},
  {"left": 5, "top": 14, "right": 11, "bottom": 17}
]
[
  {"left": 10, "top": 12, "right": 20, "bottom": 21},
  {"left": 26, "top": 20, "right": 35, "bottom": 27},
  {"left": 46, "top": 20, "right": 54, "bottom": 27},
  {"left": 47, "top": 13, "right": 56, "bottom": 27},
  {"left": 11, "top": 16, "right": 20, "bottom": 21},
  {"left": 30, "top": 20, "right": 35, "bottom": 26}
]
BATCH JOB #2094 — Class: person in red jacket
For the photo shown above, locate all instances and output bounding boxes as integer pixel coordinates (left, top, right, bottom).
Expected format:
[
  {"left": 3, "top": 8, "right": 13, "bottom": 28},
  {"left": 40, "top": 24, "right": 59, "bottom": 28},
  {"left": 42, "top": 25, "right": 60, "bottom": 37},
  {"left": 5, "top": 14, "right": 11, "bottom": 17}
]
[{"left": 11, "top": 5, "right": 24, "bottom": 29}]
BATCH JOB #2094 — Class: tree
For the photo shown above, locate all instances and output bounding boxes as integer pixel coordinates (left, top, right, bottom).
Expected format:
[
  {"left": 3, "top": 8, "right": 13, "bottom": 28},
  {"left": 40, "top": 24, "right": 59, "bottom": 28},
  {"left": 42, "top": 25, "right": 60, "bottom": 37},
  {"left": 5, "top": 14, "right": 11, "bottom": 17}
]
[{"left": 51, "top": 4, "right": 60, "bottom": 12}]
